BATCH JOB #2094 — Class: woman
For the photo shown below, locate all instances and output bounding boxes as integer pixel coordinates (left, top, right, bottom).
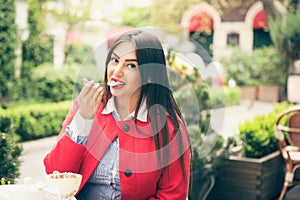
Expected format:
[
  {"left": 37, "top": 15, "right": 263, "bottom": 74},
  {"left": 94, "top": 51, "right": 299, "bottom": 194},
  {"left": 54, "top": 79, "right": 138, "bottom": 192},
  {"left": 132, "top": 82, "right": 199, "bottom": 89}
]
[{"left": 44, "top": 29, "right": 191, "bottom": 200}]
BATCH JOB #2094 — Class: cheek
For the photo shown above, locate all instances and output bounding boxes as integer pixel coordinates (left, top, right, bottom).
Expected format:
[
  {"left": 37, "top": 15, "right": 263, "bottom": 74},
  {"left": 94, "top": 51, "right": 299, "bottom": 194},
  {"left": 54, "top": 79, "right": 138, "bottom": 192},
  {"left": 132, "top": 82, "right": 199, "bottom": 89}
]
[
  {"left": 107, "top": 68, "right": 114, "bottom": 79},
  {"left": 131, "top": 72, "right": 142, "bottom": 86}
]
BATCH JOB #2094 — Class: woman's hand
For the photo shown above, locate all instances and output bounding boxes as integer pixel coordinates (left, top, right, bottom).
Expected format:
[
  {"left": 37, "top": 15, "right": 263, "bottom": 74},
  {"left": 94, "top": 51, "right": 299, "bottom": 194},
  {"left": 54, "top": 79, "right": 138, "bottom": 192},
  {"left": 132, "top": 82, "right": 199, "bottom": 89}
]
[{"left": 78, "top": 79, "right": 104, "bottom": 119}]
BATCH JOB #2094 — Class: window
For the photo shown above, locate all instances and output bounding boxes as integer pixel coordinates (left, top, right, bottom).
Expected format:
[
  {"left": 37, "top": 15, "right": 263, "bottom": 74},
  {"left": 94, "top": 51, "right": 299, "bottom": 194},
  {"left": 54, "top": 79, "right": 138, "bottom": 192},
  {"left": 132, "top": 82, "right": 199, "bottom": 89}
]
[{"left": 227, "top": 33, "right": 239, "bottom": 46}]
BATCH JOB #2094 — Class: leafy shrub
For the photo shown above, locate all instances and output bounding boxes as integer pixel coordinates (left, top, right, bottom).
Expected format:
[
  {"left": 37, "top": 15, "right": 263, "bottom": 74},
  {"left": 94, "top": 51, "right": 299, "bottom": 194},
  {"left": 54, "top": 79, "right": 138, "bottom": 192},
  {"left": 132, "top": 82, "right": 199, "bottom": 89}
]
[
  {"left": 220, "top": 46, "right": 286, "bottom": 87},
  {"left": 210, "top": 86, "right": 241, "bottom": 108},
  {"left": 64, "top": 44, "right": 93, "bottom": 65},
  {"left": 16, "top": 64, "right": 80, "bottom": 102},
  {"left": 252, "top": 46, "right": 286, "bottom": 86},
  {"left": 269, "top": 4, "right": 300, "bottom": 72},
  {"left": 0, "top": 132, "right": 22, "bottom": 184},
  {"left": 224, "top": 86, "right": 241, "bottom": 106},
  {"left": 188, "top": 125, "right": 233, "bottom": 199},
  {"left": 22, "top": 34, "right": 53, "bottom": 68},
  {"left": 0, "top": 0, "right": 18, "bottom": 103},
  {"left": 22, "top": 0, "right": 53, "bottom": 68},
  {"left": 220, "top": 48, "right": 259, "bottom": 86},
  {"left": 0, "top": 101, "right": 72, "bottom": 141},
  {"left": 0, "top": 113, "right": 22, "bottom": 184},
  {"left": 121, "top": 6, "right": 151, "bottom": 27},
  {"left": 238, "top": 101, "right": 292, "bottom": 158}
]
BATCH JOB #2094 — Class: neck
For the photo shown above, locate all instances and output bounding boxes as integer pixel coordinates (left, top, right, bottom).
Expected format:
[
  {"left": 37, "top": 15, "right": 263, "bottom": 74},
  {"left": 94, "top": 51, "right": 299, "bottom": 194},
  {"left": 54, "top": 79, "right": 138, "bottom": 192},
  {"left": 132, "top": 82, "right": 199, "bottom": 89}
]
[{"left": 115, "top": 96, "right": 138, "bottom": 120}]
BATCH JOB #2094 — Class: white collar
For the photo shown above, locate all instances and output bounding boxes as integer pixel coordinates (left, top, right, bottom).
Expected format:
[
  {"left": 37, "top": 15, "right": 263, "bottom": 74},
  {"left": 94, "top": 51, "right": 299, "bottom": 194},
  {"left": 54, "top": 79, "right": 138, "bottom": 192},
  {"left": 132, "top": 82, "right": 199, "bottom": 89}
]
[{"left": 101, "top": 97, "right": 148, "bottom": 122}]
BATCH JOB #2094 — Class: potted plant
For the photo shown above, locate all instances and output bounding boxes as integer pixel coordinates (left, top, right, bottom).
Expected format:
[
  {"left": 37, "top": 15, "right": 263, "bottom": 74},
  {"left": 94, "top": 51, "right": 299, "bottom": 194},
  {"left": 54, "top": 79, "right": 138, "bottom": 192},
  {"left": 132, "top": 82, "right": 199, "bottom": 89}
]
[{"left": 210, "top": 101, "right": 291, "bottom": 200}]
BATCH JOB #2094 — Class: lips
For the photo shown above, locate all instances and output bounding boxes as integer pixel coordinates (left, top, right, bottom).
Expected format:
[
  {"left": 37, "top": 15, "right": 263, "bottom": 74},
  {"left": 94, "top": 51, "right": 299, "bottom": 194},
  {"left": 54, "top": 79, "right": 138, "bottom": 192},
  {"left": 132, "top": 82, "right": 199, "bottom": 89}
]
[{"left": 109, "top": 78, "right": 125, "bottom": 87}]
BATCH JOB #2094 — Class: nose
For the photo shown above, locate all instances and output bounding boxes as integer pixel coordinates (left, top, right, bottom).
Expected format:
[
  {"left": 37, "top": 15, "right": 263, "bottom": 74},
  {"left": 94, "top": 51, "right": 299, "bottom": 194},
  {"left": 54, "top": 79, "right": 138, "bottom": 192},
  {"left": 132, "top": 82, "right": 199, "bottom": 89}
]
[{"left": 113, "top": 62, "right": 125, "bottom": 77}]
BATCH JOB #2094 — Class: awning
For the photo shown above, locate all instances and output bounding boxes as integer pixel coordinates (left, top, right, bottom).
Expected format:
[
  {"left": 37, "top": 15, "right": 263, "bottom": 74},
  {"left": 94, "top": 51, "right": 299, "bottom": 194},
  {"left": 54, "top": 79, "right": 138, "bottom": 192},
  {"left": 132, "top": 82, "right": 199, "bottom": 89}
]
[
  {"left": 253, "top": 10, "right": 268, "bottom": 29},
  {"left": 188, "top": 12, "right": 213, "bottom": 32}
]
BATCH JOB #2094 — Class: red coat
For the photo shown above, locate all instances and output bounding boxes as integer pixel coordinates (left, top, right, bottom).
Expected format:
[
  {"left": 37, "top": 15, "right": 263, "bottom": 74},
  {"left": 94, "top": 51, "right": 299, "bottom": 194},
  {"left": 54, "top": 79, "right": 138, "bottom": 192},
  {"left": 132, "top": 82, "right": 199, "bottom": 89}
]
[{"left": 44, "top": 101, "right": 190, "bottom": 200}]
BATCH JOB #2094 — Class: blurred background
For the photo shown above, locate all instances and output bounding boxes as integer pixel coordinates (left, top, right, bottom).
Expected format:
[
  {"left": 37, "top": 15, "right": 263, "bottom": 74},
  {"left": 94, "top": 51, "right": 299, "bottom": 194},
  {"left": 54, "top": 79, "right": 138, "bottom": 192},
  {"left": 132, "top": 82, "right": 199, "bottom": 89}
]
[{"left": 1, "top": 0, "right": 300, "bottom": 199}]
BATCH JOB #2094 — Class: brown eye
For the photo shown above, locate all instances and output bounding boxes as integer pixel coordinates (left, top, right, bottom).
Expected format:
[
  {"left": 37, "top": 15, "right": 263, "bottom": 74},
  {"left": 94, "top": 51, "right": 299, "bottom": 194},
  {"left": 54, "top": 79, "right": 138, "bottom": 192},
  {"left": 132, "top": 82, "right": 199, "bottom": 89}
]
[
  {"left": 127, "top": 63, "right": 137, "bottom": 69},
  {"left": 110, "top": 57, "right": 119, "bottom": 63}
]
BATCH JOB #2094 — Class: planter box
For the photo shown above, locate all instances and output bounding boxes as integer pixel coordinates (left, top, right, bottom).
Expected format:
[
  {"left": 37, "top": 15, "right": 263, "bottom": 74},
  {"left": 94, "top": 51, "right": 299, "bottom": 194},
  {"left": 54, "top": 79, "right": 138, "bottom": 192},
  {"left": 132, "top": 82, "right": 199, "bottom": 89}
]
[
  {"left": 240, "top": 86, "right": 257, "bottom": 101},
  {"left": 258, "top": 85, "right": 282, "bottom": 102},
  {"left": 209, "top": 151, "right": 284, "bottom": 200}
]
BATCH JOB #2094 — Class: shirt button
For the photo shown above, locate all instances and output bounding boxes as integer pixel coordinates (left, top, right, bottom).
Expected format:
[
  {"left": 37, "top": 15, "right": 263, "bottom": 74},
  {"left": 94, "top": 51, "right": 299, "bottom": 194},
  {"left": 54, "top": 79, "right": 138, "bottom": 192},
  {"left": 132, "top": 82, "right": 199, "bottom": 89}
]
[
  {"left": 110, "top": 182, "right": 116, "bottom": 188},
  {"left": 124, "top": 169, "right": 132, "bottom": 177},
  {"left": 122, "top": 124, "right": 130, "bottom": 132}
]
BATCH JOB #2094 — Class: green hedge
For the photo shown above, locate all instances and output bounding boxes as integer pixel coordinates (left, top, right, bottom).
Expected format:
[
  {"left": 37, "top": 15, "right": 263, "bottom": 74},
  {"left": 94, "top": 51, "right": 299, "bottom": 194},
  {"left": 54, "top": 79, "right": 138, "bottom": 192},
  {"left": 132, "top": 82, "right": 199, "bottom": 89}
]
[
  {"left": 0, "top": 101, "right": 72, "bottom": 142},
  {"left": 64, "top": 44, "right": 93, "bottom": 65},
  {"left": 210, "top": 86, "right": 241, "bottom": 108},
  {"left": 16, "top": 64, "right": 80, "bottom": 102}
]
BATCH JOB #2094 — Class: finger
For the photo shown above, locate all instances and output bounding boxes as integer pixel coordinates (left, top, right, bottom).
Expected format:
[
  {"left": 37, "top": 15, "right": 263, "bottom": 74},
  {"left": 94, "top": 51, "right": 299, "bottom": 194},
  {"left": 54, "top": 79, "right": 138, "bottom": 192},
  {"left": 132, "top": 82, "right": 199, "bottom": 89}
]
[
  {"left": 94, "top": 88, "right": 104, "bottom": 110},
  {"left": 84, "top": 82, "right": 100, "bottom": 100},
  {"left": 95, "top": 87, "right": 103, "bottom": 102},
  {"left": 82, "top": 78, "right": 89, "bottom": 84},
  {"left": 80, "top": 80, "right": 95, "bottom": 96}
]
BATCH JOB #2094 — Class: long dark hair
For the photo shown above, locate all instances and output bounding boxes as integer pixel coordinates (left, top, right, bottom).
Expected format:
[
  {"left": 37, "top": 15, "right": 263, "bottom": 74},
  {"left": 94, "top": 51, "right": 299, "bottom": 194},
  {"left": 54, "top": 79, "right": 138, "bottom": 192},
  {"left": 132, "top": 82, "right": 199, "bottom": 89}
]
[{"left": 102, "top": 29, "right": 189, "bottom": 180}]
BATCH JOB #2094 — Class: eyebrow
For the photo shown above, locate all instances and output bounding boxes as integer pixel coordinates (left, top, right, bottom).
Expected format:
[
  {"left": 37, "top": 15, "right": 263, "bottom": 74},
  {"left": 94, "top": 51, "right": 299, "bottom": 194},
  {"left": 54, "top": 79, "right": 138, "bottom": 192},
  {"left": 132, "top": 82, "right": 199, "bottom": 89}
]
[{"left": 112, "top": 52, "right": 138, "bottom": 62}]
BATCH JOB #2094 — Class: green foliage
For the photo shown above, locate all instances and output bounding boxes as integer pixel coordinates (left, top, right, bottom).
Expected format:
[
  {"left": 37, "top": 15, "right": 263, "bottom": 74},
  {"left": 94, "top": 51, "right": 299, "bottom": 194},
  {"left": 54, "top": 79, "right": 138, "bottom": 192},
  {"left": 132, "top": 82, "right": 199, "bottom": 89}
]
[
  {"left": 1, "top": 178, "right": 11, "bottom": 185},
  {"left": 238, "top": 101, "right": 292, "bottom": 158},
  {"left": 211, "top": 86, "right": 241, "bottom": 108},
  {"left": 190, "top": 129, "right": 231, "bottom": 173},
  {"left": 44, "top": 0, "right": 91, "bottom": 30},
  {"left": 121, "top": 6, "right": 151, "bottom": 27},
  {"left": 188, "top": 125, "right": 234, "bottom": 199},
  {"left": 0, "top": 112, "right": 22, "bottom": 183},
  {"left": 220, "top": 48, "right": 259, "bottom": 86},
  {"left": 20, "top": 0, "right": 53, "bottom": 103},
  {"left": 176, "top": 82, "right": 211, "bottom": 130},
  {"left": 33, "top": 64, "right": 80, "bottom": 102},
  {"left": 189, "top": 31, "right": 213, "bottom": 56},
  {"left": 16, "top": 64, "right": 80, "bottom": 102},
  {"left": 22, "top": 35, "right": 53, "bottom": 68},
  {"left": 151, "top": 0, "right": 194, "bottom": 31},
  {"left": 0, "top": 0, "right": 18, "bottom": 101},
  {"left": 26, "top": 0, "right": 45, "bottom": 35},
  {"left": 224, "top": 86, "right": 241, "bottom": 105},
  {"left": 64, "top": 44, "right": 93, "bottom": 64},
  {"left": 252, "top": 46, "right": 286, "bottom": 86},
  {"left": 0, "top": 101, "right": 71, "bottom": 141},
  {"left": 22, "top": 0, "right": 53, "bottom": 71},
  {"left": 220, "top": 46, "right": 287, "bottom": 87},
  {"left": 269, "top": 4, "right": 300, "bottom": 70}
]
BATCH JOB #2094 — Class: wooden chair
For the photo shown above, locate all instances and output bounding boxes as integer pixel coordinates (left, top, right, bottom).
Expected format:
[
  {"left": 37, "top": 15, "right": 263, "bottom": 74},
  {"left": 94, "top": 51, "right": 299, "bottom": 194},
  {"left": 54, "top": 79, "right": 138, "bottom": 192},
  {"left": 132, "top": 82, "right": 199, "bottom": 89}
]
[{"left": 275, "top": 105, "right": 300, "bottom": 200}]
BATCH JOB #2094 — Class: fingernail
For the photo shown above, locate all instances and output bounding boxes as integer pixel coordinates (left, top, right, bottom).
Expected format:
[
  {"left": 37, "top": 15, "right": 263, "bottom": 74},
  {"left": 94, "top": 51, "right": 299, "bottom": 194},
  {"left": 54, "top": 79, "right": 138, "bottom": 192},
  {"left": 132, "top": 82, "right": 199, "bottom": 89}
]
[{"left": 86, "top": 80, "right": 94, "bottom": 86}]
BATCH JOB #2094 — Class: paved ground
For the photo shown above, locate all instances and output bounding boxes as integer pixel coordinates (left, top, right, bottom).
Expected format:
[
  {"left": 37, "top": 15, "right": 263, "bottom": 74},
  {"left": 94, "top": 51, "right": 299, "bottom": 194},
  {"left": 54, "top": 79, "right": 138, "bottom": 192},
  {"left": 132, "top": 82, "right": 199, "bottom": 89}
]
[{"left": 17, "top": 100, "right": 275, "bottom": 184}]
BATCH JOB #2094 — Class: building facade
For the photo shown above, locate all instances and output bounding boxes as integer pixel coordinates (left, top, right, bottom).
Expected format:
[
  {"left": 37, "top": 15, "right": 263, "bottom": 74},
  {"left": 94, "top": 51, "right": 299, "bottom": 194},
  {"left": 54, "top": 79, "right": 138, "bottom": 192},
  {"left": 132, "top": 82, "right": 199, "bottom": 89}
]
[{"left": 181, "top": 1, "right": 286, "bottom": 59}]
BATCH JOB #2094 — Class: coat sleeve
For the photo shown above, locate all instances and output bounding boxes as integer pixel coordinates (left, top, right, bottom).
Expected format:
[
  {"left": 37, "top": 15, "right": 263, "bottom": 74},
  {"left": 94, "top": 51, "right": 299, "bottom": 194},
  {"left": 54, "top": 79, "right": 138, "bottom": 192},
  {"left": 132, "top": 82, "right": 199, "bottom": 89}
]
[
  {"left": 44, "top": 135, "right": 86, "bottom": 174},
  {"left": 148, "top": 119, "right": 191, "bottom": 200}
]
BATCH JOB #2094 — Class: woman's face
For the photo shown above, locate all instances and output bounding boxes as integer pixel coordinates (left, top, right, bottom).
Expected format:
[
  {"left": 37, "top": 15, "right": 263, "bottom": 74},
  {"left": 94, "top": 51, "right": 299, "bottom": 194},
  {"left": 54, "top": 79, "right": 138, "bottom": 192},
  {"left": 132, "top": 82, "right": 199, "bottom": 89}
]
[{"left": 107, "top": 42, "right": 142, "bottom": 104}]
